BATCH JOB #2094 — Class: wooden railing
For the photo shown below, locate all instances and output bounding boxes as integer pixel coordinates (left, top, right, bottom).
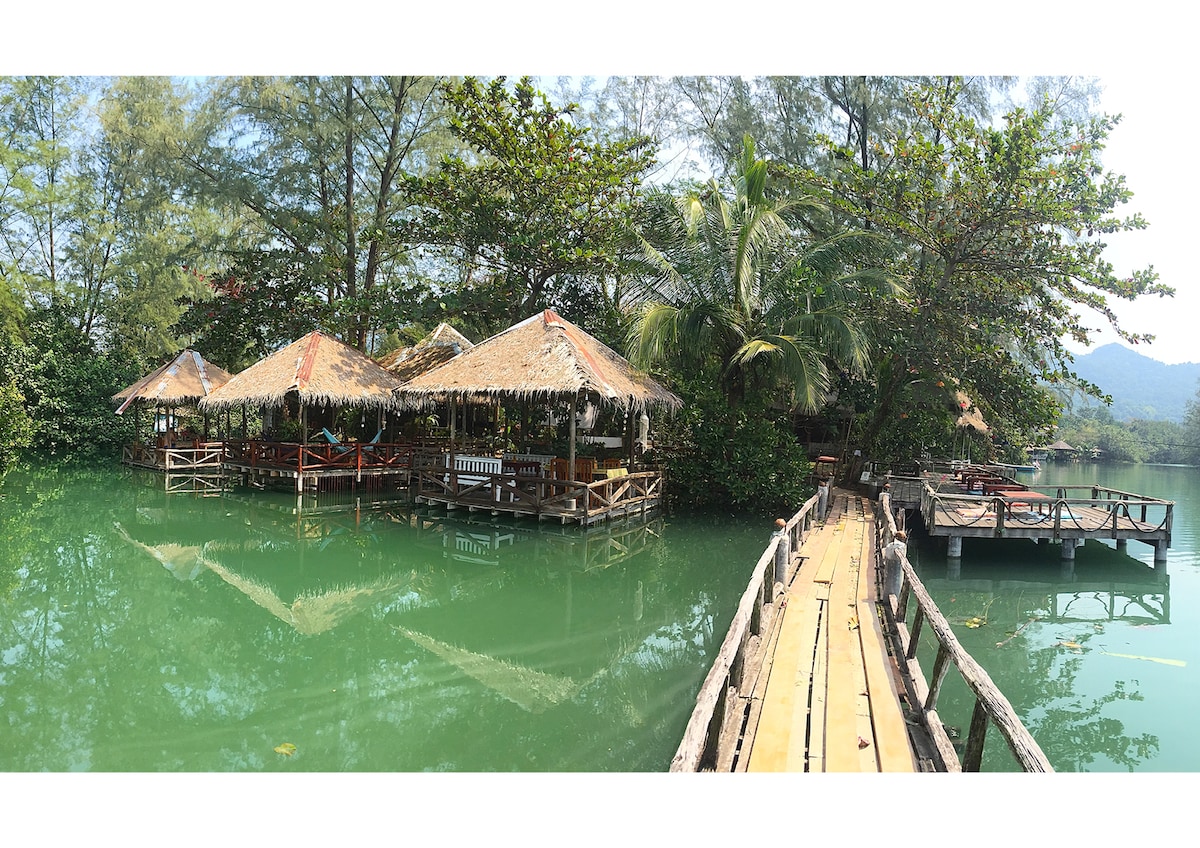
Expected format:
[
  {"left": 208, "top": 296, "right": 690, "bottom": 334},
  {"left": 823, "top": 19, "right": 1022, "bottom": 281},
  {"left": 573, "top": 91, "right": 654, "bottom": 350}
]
[
  {"left": 122, "top": 442, "right": 224, "bottom": 470},
  {"left": 876, "top": 492, "right": 1053, "bottom": 772},
  {"left": 223, "top": 439, "right": 414, "bottom": 473},
  {"left": 920, "top": 482, "right": 1173, "bottom": 539},
  {"left": 669, "top": 494, "right": 821, "bottom": 772},
  {"left": 413, "top": 467, "right": 663, "bottom": 521}
]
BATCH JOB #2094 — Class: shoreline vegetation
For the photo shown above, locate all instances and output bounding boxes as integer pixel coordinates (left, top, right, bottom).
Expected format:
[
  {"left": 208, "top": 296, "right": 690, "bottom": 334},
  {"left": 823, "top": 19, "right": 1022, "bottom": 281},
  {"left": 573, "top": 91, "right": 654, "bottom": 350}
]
[{"left": 0, "top": 76, "right": 1183, "bottom": 511}]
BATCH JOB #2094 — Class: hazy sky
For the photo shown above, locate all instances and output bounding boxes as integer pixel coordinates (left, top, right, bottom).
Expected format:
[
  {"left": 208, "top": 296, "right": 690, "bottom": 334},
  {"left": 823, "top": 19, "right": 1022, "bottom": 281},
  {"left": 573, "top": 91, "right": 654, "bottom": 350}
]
[{"left": 1084, "top": 76, "right": 1193, "bottom": 364}]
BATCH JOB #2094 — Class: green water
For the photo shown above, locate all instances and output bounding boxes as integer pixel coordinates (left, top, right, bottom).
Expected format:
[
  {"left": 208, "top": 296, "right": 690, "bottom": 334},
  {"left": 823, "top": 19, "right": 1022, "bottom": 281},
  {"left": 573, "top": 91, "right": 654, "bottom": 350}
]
[
  {"left": 0, "top": 464, "right": 768, "bottom": 772},
  {"left": 909, "top": 461, "right": 1200, "bottom": 772}
]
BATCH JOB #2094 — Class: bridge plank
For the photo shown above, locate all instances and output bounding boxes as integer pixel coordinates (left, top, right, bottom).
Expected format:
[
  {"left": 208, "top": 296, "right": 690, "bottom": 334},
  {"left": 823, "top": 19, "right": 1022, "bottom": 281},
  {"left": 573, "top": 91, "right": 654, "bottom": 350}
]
[
  {"left": 854, "top": 497, "right": 918, "bottom": 772},
  {"left": 823, "top": 496, "right": 867, "bottom": 771},
  {"left": 746, "top": 501, "right": 847, "bottom": 772}
]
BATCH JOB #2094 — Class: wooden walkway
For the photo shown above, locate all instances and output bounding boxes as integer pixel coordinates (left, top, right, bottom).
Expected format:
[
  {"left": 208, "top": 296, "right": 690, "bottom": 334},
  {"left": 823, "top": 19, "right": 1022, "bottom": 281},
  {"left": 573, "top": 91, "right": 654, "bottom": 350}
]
[{"left": 742, "top": 490, "right": 918, "bottom": 772}]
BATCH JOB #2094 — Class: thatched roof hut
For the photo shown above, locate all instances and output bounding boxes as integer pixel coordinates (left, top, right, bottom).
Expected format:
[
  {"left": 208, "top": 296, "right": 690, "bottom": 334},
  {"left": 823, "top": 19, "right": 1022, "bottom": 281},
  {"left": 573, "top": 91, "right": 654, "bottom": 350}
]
[
  {"left": 113, "top": 349, "right": 233, "bottom": 415},
  {"left": 377, "top": 323, "right": 474, "bottom": 382},
  {"left": 198, "top": 331, "right": 404, "bottom": 413},
  {"left": 395, "top": 310, "right": 681, "bottom": 414}
]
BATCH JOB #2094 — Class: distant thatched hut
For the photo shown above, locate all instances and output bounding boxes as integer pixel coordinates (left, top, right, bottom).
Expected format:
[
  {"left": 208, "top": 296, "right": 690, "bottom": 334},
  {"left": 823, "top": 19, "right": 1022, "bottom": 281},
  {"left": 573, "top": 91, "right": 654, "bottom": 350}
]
[
  {"left": 114, "top": 349, "right": 233, "bottom": 440},
  {"left": 114, "top": 349, "right": 232, "bottom": 415},
  {"left": 397, "top": 309, "right": 681, "bottom": 474},
  {"left": 377, "top": 323, "right": 474, "bottom": 382},
  {"left": 198, "top": 332, "right": 410, "bottom": 493},
  {"left": 113, "top": 349, "right": 234, "bottom": 477}
]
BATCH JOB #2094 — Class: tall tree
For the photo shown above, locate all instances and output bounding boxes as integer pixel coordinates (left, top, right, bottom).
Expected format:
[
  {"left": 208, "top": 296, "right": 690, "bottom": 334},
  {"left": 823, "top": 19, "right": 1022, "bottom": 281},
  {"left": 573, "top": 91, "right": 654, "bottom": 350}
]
[
  {"left": 628, "top": 135, "right": 895, "bottom": 412},
  {"left": 398, "top": 76, "right": 656, "bottom": 330},
  {"left": 810, "top": 79, "right": 1171, "bottom": 465},
  {"left": 174, "top": 75, "right": 449, "bottom": 352},
  {"left": 1, "top": 76, "right": 228, "bottom": 366}
]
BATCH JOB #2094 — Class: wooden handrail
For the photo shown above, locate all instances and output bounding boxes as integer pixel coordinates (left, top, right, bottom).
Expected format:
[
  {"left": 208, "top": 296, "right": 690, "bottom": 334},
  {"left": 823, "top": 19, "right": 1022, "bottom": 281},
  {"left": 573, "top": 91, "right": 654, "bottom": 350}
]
[
  {"left": 877, "top": 492, "right": 1052, "bottom": 772},
  {"left": 670, "top": 494, "right": 820, "bottom": 772}
]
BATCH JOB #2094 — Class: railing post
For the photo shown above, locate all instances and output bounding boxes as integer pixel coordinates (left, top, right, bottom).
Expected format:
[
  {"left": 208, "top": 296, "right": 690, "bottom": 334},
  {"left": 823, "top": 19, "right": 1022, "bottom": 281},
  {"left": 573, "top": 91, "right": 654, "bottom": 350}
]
[
  {"left": 962, "top": 698, "right": 990, "bottom": 772},
  {"left": 906, "top": 607, "right": 925, "bottom": 660},
  {"left": 925, "top": 644, "right": 951, "bottom": 711},
  {"left": 773, "top": 518, "right": 788, "bottom": 588}
]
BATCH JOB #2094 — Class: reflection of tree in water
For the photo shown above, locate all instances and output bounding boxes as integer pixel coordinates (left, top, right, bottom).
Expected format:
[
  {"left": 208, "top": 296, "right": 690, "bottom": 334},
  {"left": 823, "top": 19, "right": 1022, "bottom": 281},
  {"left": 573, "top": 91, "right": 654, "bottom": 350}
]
[
  {"left": 1003, "top": 621, "right": 1156, "bottom": 772},
  {"left": 925, "top": 585, "right": 1160, "bottom": 772}
]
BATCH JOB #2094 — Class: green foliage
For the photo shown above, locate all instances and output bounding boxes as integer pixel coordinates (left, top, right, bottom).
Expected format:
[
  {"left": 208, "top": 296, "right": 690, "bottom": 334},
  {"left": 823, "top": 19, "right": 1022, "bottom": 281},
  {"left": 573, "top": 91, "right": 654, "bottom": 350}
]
[
  {"left": 399, "top": 76, "right": 656, "bottom": 326},
  {"left": 4, "top": 307, "right": 136, "bottom": 461},
  {"left": 653, "top": 372, "right": 812, "bottom": 515},
  {"left": 629, "top": 136, "right": 896, "bottom": 413},
  {"left": 178, "top": 75, "right": 450, "bottom": 351},
  {"left": 805, "top": 78, "right": 1168, "bottom": 463},
  {"left": 0, "top": 379, "right": 33, "bottom": 473},
  {"left": 1056, "top": 405, "right": 1194, "bottom": 464}
]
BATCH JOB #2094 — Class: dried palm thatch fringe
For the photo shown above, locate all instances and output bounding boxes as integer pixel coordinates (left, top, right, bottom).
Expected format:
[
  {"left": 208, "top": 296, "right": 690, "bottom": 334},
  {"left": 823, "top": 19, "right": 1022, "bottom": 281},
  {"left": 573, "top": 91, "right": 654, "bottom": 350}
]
[
  {"left": 395, "top": 310, "right": 682, "bottom": 414},
  {"left": 199, "top": 331, "right": 405, "bottom": 412},
  {"left": 377, "top": 322, "right": 475, "bottom": 382},
  {"left": 113, "top": 349, "right": 234, "bottom": 414}
]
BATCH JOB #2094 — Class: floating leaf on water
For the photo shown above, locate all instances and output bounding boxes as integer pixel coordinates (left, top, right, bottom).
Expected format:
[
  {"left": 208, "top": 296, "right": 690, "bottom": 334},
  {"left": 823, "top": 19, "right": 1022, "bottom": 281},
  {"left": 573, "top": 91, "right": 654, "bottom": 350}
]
[
  {"left": 1058, "top": 641, "right": 1082, "bottom": 650},
  {"left": 1100, "top": 651, "right": 1186, "bottom": 667},
  {"left": 274, "top": 742, "right": 297, "bottom": 757},
  {"left": 963, "top": 616, "right": 984, "bottom": 628}
]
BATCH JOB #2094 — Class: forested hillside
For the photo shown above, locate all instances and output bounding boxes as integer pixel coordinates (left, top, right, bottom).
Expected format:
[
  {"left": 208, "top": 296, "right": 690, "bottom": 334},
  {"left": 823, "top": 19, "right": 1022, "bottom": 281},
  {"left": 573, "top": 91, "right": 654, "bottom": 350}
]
[{"left": 1070, "top": 343, "right": 1200, "bottom": 422}]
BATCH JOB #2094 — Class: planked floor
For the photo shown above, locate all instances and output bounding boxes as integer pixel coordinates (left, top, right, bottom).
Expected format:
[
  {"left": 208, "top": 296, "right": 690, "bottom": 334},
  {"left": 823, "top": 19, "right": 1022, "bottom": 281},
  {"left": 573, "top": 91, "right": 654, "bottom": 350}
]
[{"left": 743, "top": 490, "right": 917, "bottom": 773}]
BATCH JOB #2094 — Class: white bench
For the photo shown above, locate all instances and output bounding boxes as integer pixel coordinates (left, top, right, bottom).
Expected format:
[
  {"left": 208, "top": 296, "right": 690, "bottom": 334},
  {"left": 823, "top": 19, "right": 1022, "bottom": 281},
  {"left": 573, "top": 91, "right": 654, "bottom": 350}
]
[{"left": 445, "top": 455, "right": 503, "bottom": 499}]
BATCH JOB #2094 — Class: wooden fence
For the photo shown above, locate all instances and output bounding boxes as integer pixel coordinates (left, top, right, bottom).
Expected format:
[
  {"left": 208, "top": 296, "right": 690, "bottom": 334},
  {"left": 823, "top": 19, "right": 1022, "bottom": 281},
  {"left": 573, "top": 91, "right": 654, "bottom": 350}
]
[
  {"left": 876, "top": 492, "right": 1053, "bottom": 772},
  {"left": 669, "top": 493, "right": 821, "bottom": 772}
]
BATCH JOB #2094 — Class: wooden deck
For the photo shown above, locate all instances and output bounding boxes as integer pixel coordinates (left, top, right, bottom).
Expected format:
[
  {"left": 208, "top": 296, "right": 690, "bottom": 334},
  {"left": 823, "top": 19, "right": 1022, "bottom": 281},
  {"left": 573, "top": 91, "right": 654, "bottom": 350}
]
[
  {"left": 741, "top": 491, "right": 919, "bottom": 772},
  {"left": 908, "top": 466, "right": 1173, "bottom": 561}
]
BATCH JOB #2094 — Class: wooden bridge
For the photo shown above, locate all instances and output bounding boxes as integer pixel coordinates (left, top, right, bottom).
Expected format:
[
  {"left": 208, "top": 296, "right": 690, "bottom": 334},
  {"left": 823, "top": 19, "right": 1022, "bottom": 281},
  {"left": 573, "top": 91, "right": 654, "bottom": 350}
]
[
  {"left": 671, "top": 488, "right": 1052, "bottom": 773},
  {"left": 743, "top": 491, "right": 916, "bottom": 771}
]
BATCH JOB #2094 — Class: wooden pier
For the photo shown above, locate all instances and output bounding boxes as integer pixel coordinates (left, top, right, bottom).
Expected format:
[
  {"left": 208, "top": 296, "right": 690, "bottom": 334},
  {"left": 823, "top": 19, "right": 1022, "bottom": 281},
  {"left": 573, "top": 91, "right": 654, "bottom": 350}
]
[
  {"left": 744, "top": 492, "right": 917, "bottom": 772},
  {"left": 121, "top": 442, "right": 228, "bottom": 494},
  {"left": 891, "top": 464, "right": 1173, "bottom": 562},
  {"left": 671, "top": 487, "right": 1052, "bottom": 773}
]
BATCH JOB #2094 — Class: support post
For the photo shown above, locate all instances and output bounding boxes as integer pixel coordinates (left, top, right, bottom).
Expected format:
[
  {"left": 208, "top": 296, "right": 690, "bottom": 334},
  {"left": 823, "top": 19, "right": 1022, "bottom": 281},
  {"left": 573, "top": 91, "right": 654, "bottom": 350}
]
[
  {"left": 1061, "top": 538, "right": 1077, "bottom": 560},
  {"left": 1116, "top": 539, "right": 1128, "bottom": 550},
  {"left": 773, "top": 519, "right": 788, "bottom": 586},
  {"left": 1154, "top": 540, "right": 1168, "bottom": 563},
  {"left": 947, "top": 535, "right": 963, "bottom": 558}
]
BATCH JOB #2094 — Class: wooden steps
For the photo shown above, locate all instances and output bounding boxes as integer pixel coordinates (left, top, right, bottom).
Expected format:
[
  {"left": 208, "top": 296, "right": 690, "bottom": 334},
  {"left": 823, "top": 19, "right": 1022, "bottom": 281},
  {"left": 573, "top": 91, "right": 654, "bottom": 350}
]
[{"left": 745, "top": 490, "right": 916, "bottom": 772}]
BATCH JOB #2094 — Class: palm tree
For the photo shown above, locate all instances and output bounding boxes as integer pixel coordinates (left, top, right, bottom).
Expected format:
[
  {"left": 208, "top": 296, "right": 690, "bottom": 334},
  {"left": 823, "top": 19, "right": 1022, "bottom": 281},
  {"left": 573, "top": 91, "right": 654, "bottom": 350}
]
[{"left": 627, "top": 136, "right": 898, "bottom": 412}]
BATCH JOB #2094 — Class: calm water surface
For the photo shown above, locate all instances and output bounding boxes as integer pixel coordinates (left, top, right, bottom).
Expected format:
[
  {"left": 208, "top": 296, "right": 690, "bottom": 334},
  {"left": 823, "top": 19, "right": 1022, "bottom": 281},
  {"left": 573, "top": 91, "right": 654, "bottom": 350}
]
[
  {"left": 0, "top": 464, "right": 768, "bottom": 772},
  {"left": 910, "top": 461, "right": 1200, "bottom": 771}
]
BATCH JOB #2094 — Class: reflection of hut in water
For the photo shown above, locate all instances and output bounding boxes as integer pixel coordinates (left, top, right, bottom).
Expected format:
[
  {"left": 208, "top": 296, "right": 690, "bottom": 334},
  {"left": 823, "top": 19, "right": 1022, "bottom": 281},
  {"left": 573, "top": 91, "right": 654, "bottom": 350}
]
[
  {"left": 392, "top": 556, "right": 664, "bottom": 714},
  {"left": 409, "top": 509, "right": 664, "bottom": 572}
]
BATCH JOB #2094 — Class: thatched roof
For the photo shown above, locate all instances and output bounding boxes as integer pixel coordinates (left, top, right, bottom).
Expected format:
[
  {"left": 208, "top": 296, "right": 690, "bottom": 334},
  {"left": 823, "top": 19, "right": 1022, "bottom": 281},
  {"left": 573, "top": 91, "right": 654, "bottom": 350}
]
[
  {"left": 954, "top": 390, "right": 988, "bottom": 433},
  {"left": 113, "top": 349, "right": 233, "bottom": 414},
  {"left": 377, "top": 323, "right": 474, "bottom": 382},
  {"left": 395, "top": 309, "right": 682, "bottom": 413},
  {"left": 198, "top": 331, "right": 404, "bottom": 412}
]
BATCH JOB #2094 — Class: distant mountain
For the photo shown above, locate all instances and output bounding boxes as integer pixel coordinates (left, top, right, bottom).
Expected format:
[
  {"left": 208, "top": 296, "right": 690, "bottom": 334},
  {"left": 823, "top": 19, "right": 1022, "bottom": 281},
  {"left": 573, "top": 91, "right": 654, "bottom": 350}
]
[{"left": 1069, "top": 343, "right": 1200, "bottom": 422}]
